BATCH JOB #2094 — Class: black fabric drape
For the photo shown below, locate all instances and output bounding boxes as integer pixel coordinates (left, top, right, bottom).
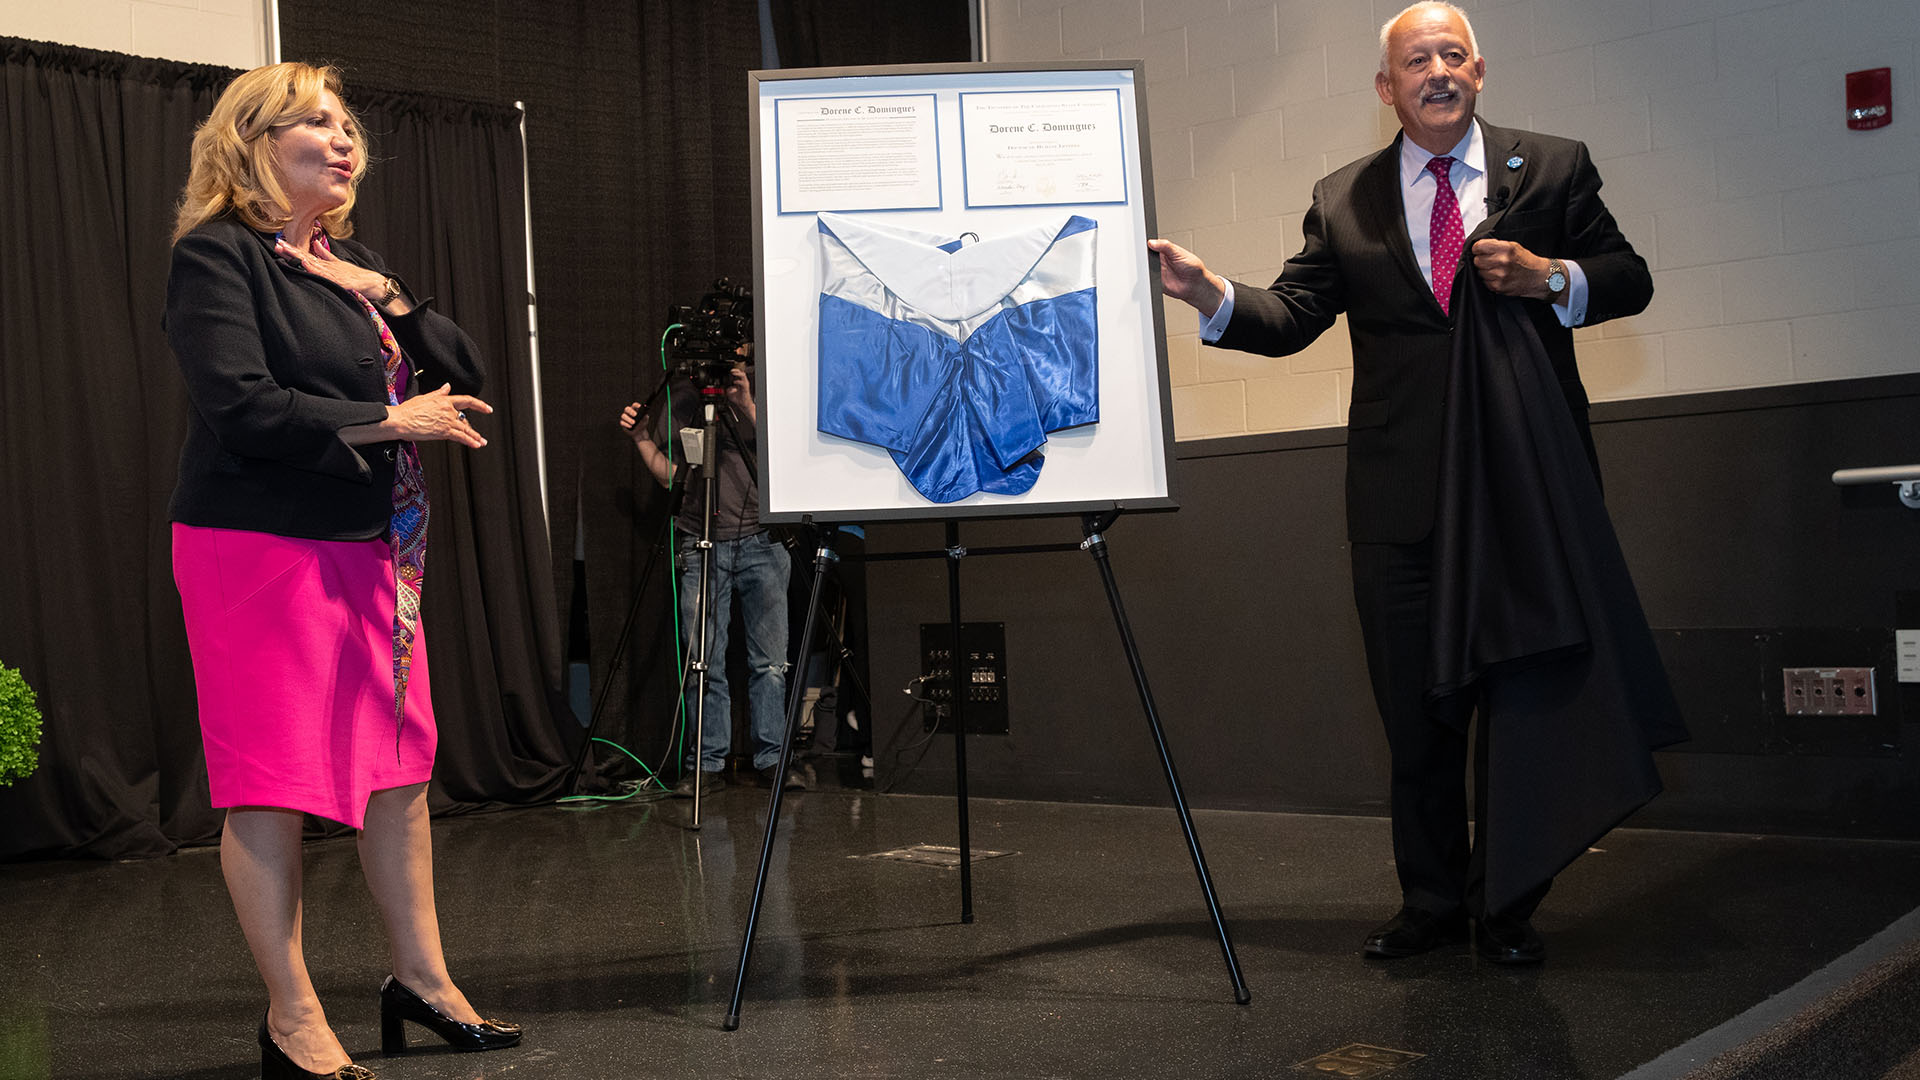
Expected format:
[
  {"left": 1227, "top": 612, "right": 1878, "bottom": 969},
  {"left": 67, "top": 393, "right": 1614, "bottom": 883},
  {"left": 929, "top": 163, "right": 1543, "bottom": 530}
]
[
  {"left": 277, "top": 0, "right": 972, "bottom": 782},
  {"left": 1427, "top": 273, "right": 1689, "bottom": 913},
  {"left": 582, "top": 0, "right": 972, "bottom": 775},
  {"left": 0, "top": 40, "right": 572, "bottom": 859},
  {"left": 280, "top": 1, "right": 766, "bottom": 779},
  {"left": 579, "top": 2, "right": 769, "bottom": 775},
  {"left": 0, "top": 40, "right": 227, "bottom": 858},
  {"left": 344, "top": 91, "right": 577, "bottom": 815},
  {"left": 768, "top": 0, "right": 973, "bottom": 67}
]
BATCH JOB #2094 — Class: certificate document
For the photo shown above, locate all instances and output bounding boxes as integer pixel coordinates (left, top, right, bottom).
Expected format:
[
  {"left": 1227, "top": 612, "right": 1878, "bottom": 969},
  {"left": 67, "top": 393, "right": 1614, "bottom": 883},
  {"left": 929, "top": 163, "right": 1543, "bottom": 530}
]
[
  {"left": 959, "top": 89, "right": 1127, "bottom": 208},
  {"left": 773, "top": 94, "right": 940, "bottom": 213}
]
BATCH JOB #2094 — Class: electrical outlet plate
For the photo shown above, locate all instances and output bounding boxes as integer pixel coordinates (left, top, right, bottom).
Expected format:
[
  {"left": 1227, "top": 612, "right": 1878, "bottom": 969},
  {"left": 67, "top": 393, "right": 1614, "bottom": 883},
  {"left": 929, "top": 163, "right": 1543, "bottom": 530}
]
[
  {"left": 918, "top": 622, "right": 1009, "bottom": 734},
  {"left": 1782, "top": 667, "right": 1878, "bottom": 716},
  {"left": 1898, "top": 630, "right": 1920, "bottom": 683}
]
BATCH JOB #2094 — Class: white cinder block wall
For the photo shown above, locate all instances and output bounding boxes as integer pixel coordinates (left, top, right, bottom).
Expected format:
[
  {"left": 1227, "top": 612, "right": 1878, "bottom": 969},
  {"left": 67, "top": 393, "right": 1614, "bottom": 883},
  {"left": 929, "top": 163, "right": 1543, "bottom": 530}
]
[
  {"left": 985, "top": 0, "right": 1920, "bottom": 439},
  {"left": 0, "top": 0, "right": 267, "bottom": 71}
]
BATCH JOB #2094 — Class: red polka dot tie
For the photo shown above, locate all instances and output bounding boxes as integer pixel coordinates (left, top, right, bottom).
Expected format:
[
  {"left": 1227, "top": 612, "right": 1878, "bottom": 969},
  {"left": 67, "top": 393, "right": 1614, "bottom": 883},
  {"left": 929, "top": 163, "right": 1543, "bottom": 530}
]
[{"left": 1426, "top": 155, "right": 1462, "bottom": 314}]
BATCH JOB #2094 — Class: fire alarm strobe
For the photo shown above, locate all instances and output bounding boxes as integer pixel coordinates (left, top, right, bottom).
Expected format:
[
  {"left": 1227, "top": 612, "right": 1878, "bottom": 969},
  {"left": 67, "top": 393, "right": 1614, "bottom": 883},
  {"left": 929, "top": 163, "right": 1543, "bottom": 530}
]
[{"left": 1847, "top": 68, "right": 1891, "bottom": 131}]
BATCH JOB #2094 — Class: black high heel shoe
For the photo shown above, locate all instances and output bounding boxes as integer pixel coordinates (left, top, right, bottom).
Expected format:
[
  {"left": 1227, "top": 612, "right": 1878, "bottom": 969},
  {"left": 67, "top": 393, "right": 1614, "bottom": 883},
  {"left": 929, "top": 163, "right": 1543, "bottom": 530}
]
[
  {"left": 257, "top": 1015, "right": 378, "bottom": 1080},
  {"left": 379, "top": 976, "right": 522, "bottom": 1055}
]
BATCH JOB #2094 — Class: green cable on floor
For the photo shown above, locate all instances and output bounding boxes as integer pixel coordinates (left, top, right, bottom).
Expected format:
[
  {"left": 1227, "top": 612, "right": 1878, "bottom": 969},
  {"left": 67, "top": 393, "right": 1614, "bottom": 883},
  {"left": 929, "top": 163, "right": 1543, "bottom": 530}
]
[{"left": 555, "top": 738, "right": 669, "bottom": 804}]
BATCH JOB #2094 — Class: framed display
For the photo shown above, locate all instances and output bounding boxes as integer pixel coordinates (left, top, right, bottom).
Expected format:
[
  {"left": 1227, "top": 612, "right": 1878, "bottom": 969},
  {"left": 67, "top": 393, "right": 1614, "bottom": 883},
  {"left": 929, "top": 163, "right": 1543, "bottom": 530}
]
[{"left": 749, "top": 61, "right": 1176, "bottom": 524}]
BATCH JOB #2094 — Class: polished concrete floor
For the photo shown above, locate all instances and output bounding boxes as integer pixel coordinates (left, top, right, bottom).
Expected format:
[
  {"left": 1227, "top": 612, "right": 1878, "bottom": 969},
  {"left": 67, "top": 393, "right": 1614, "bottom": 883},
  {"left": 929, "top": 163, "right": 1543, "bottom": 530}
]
[{"left": 5, "top": 773, "right": 1920, "bottom": 1080}]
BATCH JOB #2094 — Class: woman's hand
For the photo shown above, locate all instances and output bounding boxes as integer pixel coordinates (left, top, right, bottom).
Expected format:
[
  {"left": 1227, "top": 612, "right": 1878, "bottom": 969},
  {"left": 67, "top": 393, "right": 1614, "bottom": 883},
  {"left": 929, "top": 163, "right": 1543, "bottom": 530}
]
[
  {"left": 385, "top": 383, "right": 491, "bottom": 448},
  {"left": 275, "top": 236, "right": 413, "bottom": 315}
]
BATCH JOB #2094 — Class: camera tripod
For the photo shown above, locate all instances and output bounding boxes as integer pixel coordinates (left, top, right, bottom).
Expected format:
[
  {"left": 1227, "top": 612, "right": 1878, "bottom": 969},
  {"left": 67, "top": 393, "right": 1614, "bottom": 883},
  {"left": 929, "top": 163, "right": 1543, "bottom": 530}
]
[
  {"left": 565, "top": 369, "right": 728, "bottom": 819},
  {"left": 567, "top": 374, "right": 867, "bottom": 826}
]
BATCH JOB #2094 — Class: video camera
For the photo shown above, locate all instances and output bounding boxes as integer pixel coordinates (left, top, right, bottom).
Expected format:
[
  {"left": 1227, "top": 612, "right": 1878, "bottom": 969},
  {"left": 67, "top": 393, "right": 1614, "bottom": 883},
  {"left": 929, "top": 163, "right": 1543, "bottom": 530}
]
[{"left": 666, "top": 277, "right": 754, "bottom": 392}]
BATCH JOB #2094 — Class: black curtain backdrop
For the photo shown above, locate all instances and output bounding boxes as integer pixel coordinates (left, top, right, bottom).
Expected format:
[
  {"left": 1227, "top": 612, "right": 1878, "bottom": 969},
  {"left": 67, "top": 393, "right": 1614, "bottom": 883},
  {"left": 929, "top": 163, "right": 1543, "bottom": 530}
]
[
  {"left": 344, "top": 90, "right": 576, "bottom": 816},
  {"left": 281, "top": 0, "right": 763, "bottom": 786},
  {"left": 0, "top": 39, "right": 572, "bottom": 859},
  {"left": 768, "top": 0, "right": 974, "bottom": 68},
  {"left": 277, "top": 0, "right": 971, "bottom": 780}
]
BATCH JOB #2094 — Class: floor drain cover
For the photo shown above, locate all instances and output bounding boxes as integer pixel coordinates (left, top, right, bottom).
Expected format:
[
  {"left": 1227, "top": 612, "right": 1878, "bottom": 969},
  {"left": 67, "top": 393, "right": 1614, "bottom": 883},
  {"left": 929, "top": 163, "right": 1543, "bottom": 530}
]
[
  {"left": 1293, "top": 1044, "right": 1424, "bottom": 1076},
  {"left": 855, "top": 844, "right": 1017, "bottom": 868}
]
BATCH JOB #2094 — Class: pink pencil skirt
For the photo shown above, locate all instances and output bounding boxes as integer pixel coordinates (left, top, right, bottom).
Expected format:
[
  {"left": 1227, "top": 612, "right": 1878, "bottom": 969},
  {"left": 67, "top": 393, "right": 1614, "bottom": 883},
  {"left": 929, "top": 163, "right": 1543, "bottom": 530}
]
[{"left": 171, "top": 522, "right": 436, "bottom": 829}]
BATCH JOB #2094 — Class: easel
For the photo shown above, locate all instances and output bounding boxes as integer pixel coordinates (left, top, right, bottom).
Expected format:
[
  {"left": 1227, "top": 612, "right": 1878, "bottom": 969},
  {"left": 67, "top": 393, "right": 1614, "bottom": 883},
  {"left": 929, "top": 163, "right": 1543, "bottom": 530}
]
[{"left": 722, "top": 508, "right": 1251, "bottom": 1029}]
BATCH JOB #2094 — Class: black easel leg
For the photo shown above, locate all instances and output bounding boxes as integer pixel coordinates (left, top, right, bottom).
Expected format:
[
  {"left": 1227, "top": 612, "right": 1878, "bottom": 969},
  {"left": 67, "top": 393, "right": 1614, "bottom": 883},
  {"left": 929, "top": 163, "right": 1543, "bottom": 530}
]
[
  {"left": 945, "top": 521, "right": 974, "bottom": 924},
  {"left": 1080, "top": 512, "right": 1251, "bottom": 1005},
  {"left": 724, "top": 527, "right": 837, "bottom": 1031}
]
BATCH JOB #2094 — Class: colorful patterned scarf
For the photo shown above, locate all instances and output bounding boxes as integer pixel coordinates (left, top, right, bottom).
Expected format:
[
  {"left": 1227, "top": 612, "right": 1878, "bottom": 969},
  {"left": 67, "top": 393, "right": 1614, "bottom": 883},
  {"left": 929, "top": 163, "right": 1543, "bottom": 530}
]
[{"left": 300, "top": 233, "right": 430, "bottom": 731}]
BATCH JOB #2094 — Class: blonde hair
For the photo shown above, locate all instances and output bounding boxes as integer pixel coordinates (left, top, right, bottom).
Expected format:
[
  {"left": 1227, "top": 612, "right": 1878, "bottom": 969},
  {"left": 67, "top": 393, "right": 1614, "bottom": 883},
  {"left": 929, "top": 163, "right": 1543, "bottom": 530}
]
[{"left": 172, "top": 62, "right": 368, "bottom": 243}]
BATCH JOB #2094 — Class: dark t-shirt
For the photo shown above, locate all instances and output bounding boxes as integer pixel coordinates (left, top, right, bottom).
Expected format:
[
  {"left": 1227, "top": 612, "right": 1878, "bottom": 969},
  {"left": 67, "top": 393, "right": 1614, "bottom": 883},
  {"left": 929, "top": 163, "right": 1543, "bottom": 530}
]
[{"left": 653, "top": 381, "right": 761, "bottom": 541}]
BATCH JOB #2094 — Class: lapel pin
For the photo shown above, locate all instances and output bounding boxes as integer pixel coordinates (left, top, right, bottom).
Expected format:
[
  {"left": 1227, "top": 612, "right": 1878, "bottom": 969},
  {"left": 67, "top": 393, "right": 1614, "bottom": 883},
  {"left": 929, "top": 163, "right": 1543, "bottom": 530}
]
[{"left": 1506, "top": 155, "right": 1524, "bottom": 170}]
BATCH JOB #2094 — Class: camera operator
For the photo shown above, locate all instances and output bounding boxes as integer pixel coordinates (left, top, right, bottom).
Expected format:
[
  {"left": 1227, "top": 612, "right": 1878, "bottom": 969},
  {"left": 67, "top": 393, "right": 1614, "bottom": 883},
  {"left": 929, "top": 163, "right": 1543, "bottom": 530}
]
[{"left": 619, "top": 347, "right": 807, "bottom": 797}]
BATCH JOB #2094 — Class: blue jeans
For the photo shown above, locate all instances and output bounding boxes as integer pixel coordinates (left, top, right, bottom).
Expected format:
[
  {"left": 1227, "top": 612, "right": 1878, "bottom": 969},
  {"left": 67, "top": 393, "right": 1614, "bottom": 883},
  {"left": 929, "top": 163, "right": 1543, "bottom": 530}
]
[{"left": 676, "top": 530, "right": 790, "bottom": 772}]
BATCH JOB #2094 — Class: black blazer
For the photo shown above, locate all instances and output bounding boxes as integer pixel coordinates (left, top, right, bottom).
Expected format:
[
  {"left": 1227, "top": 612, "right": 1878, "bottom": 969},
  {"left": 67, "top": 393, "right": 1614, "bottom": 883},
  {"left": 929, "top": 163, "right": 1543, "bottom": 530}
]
[
  {"left": 1215, "top": 120, "right": 1651, "bottom": 544},
  {"left": 165, "top": 216, "right": 484, "bottom": 540}
]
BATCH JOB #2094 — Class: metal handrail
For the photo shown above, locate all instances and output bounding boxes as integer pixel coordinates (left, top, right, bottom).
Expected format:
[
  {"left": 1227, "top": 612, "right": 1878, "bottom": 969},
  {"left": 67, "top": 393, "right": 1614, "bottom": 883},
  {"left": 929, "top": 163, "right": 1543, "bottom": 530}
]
[
  {"left": 1833, "top": 465, "right": 1920, "bottom": 485},
  {"left": 1833, "top": 464, "right": 1920, "bottom": 508}
]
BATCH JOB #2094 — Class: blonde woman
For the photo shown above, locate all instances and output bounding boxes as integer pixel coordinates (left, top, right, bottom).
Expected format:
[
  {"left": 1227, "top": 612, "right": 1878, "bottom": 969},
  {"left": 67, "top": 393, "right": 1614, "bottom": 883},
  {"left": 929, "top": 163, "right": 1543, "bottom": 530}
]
[{"left": 166, "top": 62, "right": 519, "bottom": 1079}]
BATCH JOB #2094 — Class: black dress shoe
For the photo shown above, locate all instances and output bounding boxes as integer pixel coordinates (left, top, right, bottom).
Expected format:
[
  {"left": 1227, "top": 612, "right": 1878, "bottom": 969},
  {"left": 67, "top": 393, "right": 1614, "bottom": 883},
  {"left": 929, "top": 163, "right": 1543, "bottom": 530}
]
[
  {"left": 1362, "top": 906, "right": 1469, "bottom": 958},
  {"left": 258, "top": 1016, "right": 378, "bottom": 1079},
  {"left": 379, "top": 977, "right": 522, "bottom": 1055},
  {"left": 670, "top": 770, "right": 725, "bottom": 798},
  {"left": 759, "top": 765, "right": 808, "bottom": 790},
  {"left": 1475, "top": 916, "right": 1546, "bottom": 965}
]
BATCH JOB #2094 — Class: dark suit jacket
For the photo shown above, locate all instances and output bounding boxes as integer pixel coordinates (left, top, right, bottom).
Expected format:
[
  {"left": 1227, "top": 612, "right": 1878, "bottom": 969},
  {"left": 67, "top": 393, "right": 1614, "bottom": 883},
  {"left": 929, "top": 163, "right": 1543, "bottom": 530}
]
[
  {"left": 165, "top": 216, "right": 484, "bottom": 540},
  {"left": 1214, "top": 120, "right": 1651, "bottom": 544}
]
